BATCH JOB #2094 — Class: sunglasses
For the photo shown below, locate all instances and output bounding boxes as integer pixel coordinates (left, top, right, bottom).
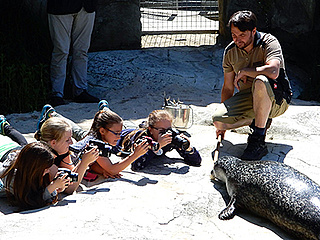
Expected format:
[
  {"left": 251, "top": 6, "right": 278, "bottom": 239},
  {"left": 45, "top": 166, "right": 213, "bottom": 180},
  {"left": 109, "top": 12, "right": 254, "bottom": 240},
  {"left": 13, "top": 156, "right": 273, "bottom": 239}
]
[
  {"left": 151, "top": 126, "right": 171, "bottom": 134},
  {"left": 106, "top": 128, "right": 122, "bottom": 136}
]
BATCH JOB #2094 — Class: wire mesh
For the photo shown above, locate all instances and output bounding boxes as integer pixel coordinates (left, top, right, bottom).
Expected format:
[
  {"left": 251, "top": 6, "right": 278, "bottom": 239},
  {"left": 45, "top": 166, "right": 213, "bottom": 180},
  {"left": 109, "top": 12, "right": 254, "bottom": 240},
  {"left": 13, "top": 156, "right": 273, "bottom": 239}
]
[
  {"left": 140, "top": 0, "right": 219, "bottom": 34},
  {"left": 141, "top": 33, "right": 217, "bottom": 47}
]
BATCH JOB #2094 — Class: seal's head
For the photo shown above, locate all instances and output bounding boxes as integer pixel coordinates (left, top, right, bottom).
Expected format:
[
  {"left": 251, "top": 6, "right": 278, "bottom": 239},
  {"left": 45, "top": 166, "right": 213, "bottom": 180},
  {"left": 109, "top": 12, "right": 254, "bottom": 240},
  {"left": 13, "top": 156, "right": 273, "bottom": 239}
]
[{"left": 211, "top": 156, "right": 240, "bottom": 182}]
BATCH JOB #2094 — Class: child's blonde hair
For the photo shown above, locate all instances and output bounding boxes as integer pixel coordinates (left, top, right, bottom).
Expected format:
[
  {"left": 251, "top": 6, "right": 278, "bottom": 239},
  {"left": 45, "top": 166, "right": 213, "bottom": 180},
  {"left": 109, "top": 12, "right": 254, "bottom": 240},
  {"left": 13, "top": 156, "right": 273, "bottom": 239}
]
[
  {"left": 34, "top": 117, "right": 71, "bottom": 142},
  {"left": 147, "top": 109, "right": 173, "bottom": 128}
]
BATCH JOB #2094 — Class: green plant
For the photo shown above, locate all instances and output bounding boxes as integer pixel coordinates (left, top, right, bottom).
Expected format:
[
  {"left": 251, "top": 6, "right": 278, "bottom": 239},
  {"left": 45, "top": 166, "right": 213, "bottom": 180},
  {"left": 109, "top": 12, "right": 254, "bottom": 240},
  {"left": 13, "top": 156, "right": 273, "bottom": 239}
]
[
  {"left": 0, "top": 0, "right": 52, "bottom": 114},
  {"left": 0, "top": 55, "right": 50, "bottom": 113}
]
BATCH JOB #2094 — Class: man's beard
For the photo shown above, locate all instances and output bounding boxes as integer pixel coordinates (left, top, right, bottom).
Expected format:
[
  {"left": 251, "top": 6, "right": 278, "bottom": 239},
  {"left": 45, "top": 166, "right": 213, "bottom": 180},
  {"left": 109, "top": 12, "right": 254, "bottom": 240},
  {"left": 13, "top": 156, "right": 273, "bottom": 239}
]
[{"left": 237, "top": 32, "right": 254, "bottom": 50}]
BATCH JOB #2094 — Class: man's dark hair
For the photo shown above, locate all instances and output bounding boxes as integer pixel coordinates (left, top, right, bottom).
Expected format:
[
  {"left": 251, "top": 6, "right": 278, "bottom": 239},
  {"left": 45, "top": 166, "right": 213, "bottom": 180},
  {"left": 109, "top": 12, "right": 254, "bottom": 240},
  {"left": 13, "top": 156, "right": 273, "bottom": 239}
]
[{"left": 227, "top": 10, "right": 257, "bottom": 32}]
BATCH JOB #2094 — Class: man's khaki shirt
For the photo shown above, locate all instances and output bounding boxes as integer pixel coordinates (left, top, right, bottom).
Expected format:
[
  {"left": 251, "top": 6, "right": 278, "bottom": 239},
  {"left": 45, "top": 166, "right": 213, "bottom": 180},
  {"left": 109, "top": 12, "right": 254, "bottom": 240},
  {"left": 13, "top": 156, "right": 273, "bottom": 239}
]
[{"left": 222, "top": 31, "right": 285, "bottom": 90}]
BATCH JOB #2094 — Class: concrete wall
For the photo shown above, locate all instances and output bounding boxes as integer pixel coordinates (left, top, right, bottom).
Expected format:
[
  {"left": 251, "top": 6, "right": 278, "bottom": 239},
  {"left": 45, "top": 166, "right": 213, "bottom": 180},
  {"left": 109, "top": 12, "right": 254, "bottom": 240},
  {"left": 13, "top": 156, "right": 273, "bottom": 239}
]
[{"left": 90, "top": 0, "right": 141, "bottom": 51}]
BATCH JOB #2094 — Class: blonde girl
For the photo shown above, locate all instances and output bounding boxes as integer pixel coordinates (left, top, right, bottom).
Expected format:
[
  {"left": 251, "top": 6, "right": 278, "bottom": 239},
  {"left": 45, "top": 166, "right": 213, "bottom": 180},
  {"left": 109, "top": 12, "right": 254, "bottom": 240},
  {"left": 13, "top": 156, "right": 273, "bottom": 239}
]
[{"left": 35, "top": 117, "right": 99, "bottom": 194}]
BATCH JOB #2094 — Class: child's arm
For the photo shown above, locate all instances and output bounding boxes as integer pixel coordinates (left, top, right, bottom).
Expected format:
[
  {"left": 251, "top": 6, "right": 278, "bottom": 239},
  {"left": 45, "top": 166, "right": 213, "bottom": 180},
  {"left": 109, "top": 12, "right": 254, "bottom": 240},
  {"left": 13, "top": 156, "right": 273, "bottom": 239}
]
[
  {"left": 89, "top": 162, "right": 122, "bottom": 179},
  {"left": 95, "top": 140, "right": 149, "bottom": 176},
  {"left": 47, "top": 172, "right": 70, "bottom": 194},
  {"left": 64, "top": 147, "right": 99, "bottom": 194}
]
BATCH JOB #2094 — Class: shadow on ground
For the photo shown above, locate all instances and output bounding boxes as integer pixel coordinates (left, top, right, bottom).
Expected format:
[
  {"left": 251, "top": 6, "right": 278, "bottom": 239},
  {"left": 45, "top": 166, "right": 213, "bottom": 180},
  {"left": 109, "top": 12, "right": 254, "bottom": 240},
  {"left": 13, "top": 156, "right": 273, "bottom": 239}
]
[{"left": 212, "top": 139, "right": 293, "bottom": 163}]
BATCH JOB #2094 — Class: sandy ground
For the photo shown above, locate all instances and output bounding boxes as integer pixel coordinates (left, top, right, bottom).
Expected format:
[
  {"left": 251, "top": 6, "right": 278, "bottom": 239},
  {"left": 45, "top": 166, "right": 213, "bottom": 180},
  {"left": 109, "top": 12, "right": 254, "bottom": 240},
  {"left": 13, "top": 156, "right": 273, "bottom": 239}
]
[{"left": 1, "top": 46, "right": 320, "bottom": 240}]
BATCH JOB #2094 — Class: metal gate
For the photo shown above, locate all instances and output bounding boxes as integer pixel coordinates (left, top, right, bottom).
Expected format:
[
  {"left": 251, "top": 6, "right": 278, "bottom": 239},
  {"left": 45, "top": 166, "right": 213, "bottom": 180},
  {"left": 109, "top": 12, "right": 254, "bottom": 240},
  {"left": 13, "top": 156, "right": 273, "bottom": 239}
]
[{"left": 140, "top": 0, "right": 219, "bottom": 34}]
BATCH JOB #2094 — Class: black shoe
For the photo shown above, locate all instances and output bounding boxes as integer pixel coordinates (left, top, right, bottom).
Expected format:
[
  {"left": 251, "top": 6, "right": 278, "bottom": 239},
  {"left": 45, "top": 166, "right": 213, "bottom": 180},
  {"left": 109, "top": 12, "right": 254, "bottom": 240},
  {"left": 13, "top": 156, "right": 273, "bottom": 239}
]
[
  {"left": 241, "top": 134, "right": 268, "bottom": 160},
  {"left": 249, "top": 118, "right": 272, "bottom": 132},
  {"left": 74, "top": 90, "right": 99, "bottom": 103},
  {"left": 50, "top": 96, "right": 65, "bottom": 107}
]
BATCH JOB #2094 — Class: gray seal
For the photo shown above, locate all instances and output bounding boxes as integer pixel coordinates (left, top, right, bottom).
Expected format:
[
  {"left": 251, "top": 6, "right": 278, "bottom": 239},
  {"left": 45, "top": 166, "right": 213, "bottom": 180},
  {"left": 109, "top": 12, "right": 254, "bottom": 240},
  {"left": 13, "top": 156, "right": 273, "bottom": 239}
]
[{"left": 211, "top": 155, "right": 320, "bottom": 240}]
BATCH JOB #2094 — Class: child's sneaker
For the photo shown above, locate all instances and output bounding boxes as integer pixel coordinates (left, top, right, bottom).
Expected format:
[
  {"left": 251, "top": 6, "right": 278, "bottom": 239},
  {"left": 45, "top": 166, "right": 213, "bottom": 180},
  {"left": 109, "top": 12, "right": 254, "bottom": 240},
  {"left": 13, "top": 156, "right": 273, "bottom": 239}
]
[
  {"left": 36, "top": 104, "right": 55, "bottom": 132},
  {"left": 98, "top": 100, "right": 109, "bottom": 111},
  {"left": 0, "top": 115, "right": 9, "bottom": 135}
]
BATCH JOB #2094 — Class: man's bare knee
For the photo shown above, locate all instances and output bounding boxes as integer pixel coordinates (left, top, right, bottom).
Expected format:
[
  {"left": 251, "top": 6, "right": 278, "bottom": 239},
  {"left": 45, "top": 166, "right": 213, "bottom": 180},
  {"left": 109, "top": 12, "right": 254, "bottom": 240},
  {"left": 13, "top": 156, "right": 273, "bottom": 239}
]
[
  {"left": 254, "top": 79, "right": 267, "bottom": 91},
  {"left": 214, "top": 119, "right": 253, "bottom": 131},
  {"left": 213, "top": 121, "right": 224, "bottom": 130}
]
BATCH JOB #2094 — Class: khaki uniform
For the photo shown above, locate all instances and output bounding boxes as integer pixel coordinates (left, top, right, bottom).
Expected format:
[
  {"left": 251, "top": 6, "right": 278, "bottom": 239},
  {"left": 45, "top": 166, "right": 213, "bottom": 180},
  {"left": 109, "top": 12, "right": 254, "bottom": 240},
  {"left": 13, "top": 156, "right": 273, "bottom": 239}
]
[{"left": 213, "top": 31, "right": 290, "bottom": 124}]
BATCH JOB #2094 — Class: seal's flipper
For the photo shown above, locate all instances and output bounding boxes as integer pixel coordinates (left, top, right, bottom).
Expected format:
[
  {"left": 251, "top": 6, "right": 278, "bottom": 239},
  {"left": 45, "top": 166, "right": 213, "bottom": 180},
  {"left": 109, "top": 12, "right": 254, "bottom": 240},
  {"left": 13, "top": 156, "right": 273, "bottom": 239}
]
[{"left": 218, "top": 196, "right": 236, "bottom": 220}]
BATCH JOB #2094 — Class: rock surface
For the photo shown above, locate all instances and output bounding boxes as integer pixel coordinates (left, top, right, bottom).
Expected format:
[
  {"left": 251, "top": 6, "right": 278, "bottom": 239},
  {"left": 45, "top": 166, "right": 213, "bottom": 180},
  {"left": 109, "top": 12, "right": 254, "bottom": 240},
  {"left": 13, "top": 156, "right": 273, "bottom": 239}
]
[{"left": 1, "top": 46, "right": 319, "bottom": 240}]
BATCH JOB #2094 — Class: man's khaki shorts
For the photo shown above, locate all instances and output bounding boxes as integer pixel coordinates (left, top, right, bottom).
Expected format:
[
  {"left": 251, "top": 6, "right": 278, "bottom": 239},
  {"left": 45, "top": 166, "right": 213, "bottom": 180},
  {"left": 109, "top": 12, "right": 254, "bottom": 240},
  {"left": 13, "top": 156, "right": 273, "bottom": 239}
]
[{"left": 212, "top": 75, "right": 289, "bottom": 124}]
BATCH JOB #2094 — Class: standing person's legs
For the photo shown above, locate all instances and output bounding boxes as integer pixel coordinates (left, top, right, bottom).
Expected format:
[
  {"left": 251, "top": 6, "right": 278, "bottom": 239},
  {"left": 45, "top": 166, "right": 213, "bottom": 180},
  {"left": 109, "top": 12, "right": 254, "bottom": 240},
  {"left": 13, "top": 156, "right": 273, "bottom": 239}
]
[
  {"left": 70, "top": 8, "right": 96, "bottom": 98},
  {"left": 48, "top": 13, "right": 74, "bottom": 100}
]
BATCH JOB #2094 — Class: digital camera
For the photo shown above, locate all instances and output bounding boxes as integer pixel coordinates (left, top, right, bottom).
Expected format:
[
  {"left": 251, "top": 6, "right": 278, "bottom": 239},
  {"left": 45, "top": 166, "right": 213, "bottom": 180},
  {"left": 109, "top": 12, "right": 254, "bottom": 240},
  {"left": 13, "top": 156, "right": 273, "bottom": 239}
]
[
  {"left": 69, "top": 138, "right": 118, "bottom": 158},
  {"left": 57, "top": 168, "right": 78, "bottom": 183},
  {"left": 87, "top": 139, "right": 118, "bottom": 157},
  {"left": 163, "top": 128, "right": 190, "bottom": 151},
  {"left": 136, "top": 136, "right": 160, "bottom": 151}
]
